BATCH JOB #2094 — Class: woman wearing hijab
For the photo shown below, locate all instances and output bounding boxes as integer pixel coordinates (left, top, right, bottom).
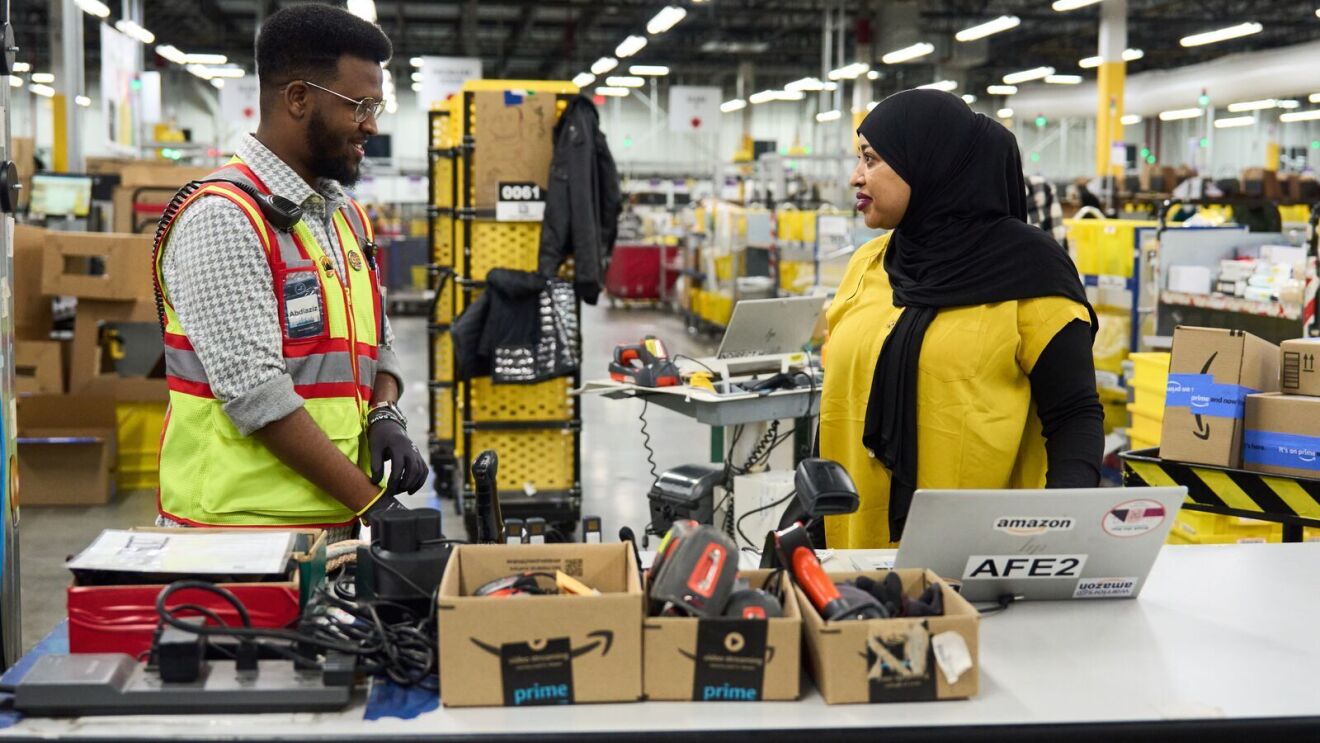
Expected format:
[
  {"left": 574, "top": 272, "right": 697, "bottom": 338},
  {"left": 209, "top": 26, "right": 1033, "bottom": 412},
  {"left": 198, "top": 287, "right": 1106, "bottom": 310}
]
[{"left": 821, "top": 89, "right": 1104, "bottom": 548}]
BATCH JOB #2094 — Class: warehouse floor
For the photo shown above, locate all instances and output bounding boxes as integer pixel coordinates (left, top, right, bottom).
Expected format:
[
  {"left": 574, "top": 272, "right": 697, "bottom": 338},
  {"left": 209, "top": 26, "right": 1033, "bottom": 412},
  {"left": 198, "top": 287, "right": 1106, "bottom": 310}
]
[{"left": 18, "top": 304, "right": 716, "bottom": 652}]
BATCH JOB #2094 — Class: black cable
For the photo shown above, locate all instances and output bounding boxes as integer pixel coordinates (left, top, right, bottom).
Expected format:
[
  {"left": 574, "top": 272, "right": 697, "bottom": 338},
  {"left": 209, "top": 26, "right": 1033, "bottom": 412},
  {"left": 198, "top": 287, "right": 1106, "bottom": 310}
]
[
  {"left": 638, "top": 399, "right": 659, "bottom": 487},
  {"left": 973, "top": 593, "right": 1019, "bottom": 617},
  {"left": 736, "top": 490, "right": 796, "bottom": 549}
]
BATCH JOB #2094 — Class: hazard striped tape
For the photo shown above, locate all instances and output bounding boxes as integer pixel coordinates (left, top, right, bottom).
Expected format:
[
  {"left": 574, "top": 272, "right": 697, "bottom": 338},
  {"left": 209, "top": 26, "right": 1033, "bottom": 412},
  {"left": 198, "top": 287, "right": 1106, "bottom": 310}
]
[{"left": 1122, "top": 453, "right": 1320, "bottom": 527}]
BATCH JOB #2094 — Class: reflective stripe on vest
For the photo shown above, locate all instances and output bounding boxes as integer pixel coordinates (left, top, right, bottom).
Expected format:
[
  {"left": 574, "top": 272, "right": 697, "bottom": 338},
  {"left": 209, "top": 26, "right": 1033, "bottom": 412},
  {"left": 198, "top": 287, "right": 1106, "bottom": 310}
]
[{"left": 153, "top": 158, "right": 384, "bottom": 527}]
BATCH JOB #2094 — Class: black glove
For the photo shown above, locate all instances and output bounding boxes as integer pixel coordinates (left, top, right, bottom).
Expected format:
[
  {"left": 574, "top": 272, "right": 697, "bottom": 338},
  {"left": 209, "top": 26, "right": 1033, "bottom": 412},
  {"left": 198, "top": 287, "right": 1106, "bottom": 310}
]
[
  {"left": 359, "top": 490, "right": 407, "bottom": 526},
  {"left": 368, "top": 418, "right": 429, "bottom": 496}
]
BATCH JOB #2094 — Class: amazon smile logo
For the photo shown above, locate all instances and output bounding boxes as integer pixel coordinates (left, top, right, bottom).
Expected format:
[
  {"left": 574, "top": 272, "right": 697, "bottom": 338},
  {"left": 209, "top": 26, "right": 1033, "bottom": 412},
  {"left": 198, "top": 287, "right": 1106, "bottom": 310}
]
[{"left": 470, "top": 629, "right": 614, "bottom": 659}]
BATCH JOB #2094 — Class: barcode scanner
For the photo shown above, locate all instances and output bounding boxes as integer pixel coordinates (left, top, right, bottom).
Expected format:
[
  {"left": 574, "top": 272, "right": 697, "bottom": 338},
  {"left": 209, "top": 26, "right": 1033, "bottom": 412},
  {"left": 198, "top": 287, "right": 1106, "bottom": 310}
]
[
  {"left": 472, "top": 450, "right": 503, "bottom": 544},
  {"left": 774, "top": 522, "right": 883, "bottom": 622}
]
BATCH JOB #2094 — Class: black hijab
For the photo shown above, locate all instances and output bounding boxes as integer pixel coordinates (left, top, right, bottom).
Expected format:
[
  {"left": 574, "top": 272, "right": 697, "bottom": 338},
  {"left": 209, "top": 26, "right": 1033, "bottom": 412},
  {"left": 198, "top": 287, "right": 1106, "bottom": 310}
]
[{"left": 857, "top": 89, "right": 1095, "bottom": 540}]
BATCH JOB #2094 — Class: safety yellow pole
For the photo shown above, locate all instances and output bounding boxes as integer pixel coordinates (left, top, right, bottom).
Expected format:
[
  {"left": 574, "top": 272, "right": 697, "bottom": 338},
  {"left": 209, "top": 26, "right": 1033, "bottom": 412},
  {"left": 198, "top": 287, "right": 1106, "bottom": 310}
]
[
  {"left": 1095, "top": 61, "right": 1126, "bottom": 179},
  {"left": 52, "top": 94, "right": 68, "bottom": 172}
]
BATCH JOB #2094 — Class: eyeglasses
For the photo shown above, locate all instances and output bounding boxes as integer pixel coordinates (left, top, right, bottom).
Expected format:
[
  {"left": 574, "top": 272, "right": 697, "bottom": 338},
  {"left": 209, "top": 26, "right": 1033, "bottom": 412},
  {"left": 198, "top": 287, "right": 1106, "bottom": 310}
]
[{"left": 291, "top": 80, "right": 385, "bottom": 123}]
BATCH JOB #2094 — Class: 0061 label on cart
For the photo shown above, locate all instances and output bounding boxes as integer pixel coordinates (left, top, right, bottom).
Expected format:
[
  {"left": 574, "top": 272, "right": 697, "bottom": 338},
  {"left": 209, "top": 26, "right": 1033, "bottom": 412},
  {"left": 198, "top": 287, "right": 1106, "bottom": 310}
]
[
  {"left": 499, "top": 637, "right": 574, "bottom": 706},
  {"left": 495, "top": 181, "right": 546, "bottom": 222}
]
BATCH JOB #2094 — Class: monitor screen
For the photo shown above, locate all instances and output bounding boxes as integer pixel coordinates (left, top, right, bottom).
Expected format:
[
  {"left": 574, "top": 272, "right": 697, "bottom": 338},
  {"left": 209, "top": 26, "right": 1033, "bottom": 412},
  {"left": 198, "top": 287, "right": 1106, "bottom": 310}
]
[
  {"left": 31, "top": 174, "right": 93, "bottom": 217},
  {"left": 364, "top": 134, "right": 392, "bottom": 159}
]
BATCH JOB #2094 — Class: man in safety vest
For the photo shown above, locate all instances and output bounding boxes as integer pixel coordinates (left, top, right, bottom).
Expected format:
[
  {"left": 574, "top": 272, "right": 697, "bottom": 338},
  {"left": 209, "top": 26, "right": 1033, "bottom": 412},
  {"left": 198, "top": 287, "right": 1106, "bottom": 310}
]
[{"left": 152, "top": 4, "right": 425, "bottom": 537}]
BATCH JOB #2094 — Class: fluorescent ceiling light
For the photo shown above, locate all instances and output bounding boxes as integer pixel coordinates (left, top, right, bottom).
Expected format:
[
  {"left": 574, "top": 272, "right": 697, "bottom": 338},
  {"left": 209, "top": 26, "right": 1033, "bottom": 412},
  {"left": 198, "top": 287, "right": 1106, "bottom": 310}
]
[
  {"left": 411, "top": 82, "right": 422, "bottom": 93},
  {"left": 646, "top": 6, "right": 687, "bottom": 35},
  {"left": 591, "top": 57, "right": 618, "bottom": 75},
  {"left": 1278, "top": 99, "right": 1300, "bottom": 109},
  {"left": 571, "top": 72, "right": 597, "bottom": 87},
  {"left": 987, "top": 84, "right": 1018, "bottom": 95},
  {"left": 867, "top": 70, "right": 879, "bottom": 80},
  {"left": 1159, "top": 108, "right": 1203, "bottom": 121},
  {"left": 30, "top": 72, "right": 54, "bottom": 84},
  {"left": 113, "top": 19, "right": 156, "bottom": 44},
  {"left": 1121, "top": 114, "right": 1142, "bottom": 126},
  {"left": 630, "top": 65, "right": 669, "bottom": 76},
  {"left": 1180, "top": 22, "right": 1262, "bottom": 47},
  {"left": 1310, "top": 93, "right": 1320, "bottom": 104},
  {"left": 595, "top": 86, "right": 630, "bottom": 97},
  {"left": 7, "top": 76, "right": 20, "bottom": 88},
  {"left": 1052, "top": 0, "right": 1101, "bottom": 9},
  {"left": 211, "top": 79, "right": 225, "bottom": 89},
  {"left": 962, "top": 94, "right": 977, "bottom": 104},
  {"left": 184, "top": 52, "right": 227, "bottom": 65},
  {"left": 824, "top": 82, "right": 838, "bottom": 91},
  {"left": 1280, "top": 109, "right": 1320, "bottom": 123},
  {"left": 1045, "top": 74, "right": 1083, "bottom": 84},
  {"left": 202, "top": 66, "right": 246, "bottom": 79},
  {"left": 881, "top": 42, "right": 934, "bottom": 65},
  {"left": 785, "top": 77, "right": 828, "bottom": 92},
  {"left": 749, "top": 89, "right": 804, "bottom": 104},
  {"left": 816, "top": 110, "right": 842, "bottom": 122},
  {"left": 775, "top": 90, "right": 805, "bottom": 101},
  {"left": 186, "top": 65, "right": 214, "bottom": 80},
  {"left": 918, "top": 80, "right": 958, "bottom": 92},
  {"left": 1079, "top": 48, "right": 1144, "bottom": 68},
  {"left": 12, "top": 62, "right": 28, "bottom": 73},
  {"left": 156, "top": 45, "right": 188, "bottom": 64},
  {"left": 410, "top": 71, "right": 423, "bottom": 82},
  {"left": 827, "top": 62, "right": 870, "bottom": 81},
  {"left": 1227, "top": 99, "right": 1278, "bottom": 112},
  {"left": 606, "top": 76, "right": 645, "bottom": 88},
  {"left": 997, "top": 107, "right": 1014, "bottom": 119},
  {"left": 1003, "top": 66, "right": 1054, "bottom": 85},
  {"left": 956, "top": 15, "right": 1020, "bottom": 42},
  {"left": 410, "top": 57, "right": 424, "bottom": 68},
  {"left": 616, "top": 35, "right": 648, "bottom": 58},
  {"left": 1214, "top": 115, "right": 1255, "bottom": 129},
  {"left": 73, "top": 0, "right": 110, "bottom": 18},
  {"left": 346, "top": 0, "right": 376, "bottom": 22},
  {"left": 720, "top": 98, "right": 747, "bottom": 113},
  {"left": 30, "top": 83, "right": 55, "bottom": 98}
]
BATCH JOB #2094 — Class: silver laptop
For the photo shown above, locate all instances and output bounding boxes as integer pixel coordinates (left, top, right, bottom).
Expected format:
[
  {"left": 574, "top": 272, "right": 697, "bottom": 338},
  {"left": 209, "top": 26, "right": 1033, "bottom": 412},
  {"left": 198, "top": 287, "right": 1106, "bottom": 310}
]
[
  {"left": 696, "top": 296, "right": 826, "bottom": 378},
  {"left": 894, "top": 487, "right": 1186, "bottom": 601}
]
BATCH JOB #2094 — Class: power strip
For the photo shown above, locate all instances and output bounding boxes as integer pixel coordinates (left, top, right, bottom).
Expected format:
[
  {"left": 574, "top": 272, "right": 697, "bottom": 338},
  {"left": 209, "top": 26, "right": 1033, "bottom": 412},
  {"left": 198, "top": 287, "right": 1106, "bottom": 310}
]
[{"left": 14, "top": 654, "right": 352, "bottom": 716}]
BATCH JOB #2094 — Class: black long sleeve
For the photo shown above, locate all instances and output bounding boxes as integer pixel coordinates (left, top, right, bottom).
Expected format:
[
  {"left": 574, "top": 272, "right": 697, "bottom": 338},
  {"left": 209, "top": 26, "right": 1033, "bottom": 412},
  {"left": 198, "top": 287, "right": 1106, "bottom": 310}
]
[{"left": 1029, "top": 319, "right": 1105, "bottom": 488}]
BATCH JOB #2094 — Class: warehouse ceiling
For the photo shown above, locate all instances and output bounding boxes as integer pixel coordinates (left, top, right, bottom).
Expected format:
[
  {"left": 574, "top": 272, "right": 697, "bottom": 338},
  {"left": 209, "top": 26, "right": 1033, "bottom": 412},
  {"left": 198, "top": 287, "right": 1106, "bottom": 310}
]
[{"left": 12, "top": 1, "right": 1320, "bottom": 100}]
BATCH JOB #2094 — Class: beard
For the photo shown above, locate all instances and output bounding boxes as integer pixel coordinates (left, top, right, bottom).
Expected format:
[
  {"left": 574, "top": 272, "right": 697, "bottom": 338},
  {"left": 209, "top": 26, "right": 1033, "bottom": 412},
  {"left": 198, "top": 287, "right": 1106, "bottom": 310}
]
[{"left": 305, "top": 107, "right": 361, "bottom": 186}]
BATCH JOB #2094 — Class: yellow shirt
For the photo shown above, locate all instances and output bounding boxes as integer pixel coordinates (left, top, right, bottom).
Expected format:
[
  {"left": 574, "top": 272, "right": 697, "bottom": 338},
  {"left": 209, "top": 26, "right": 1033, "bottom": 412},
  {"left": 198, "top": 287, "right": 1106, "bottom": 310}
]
[{"left": 821, "top": 233, "right": 1091, "bottom": 548}]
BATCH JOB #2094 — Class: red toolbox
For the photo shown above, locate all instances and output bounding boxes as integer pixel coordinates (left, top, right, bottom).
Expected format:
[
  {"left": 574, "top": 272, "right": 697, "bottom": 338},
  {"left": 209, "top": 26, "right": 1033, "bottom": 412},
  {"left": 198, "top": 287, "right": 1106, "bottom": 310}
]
[
  {"left": 66, "top": 527, "right": 327, "bottom": 656},
  {"left": 605, "top": 243, "right": 678, "bottom": 301}
]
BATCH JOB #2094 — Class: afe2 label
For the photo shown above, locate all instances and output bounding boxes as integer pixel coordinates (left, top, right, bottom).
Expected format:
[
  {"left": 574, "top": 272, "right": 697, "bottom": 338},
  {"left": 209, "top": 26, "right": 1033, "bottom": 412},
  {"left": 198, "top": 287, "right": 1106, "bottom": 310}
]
[{"left": 963, "top": 554, "right": 1088, "bottom": 580}]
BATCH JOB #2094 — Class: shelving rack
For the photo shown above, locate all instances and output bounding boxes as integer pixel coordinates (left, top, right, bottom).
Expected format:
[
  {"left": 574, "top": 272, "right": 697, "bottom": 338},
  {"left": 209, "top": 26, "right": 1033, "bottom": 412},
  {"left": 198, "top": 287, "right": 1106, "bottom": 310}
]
[{"left": 426, "top": 80, "right": 583, "bottom": 539}]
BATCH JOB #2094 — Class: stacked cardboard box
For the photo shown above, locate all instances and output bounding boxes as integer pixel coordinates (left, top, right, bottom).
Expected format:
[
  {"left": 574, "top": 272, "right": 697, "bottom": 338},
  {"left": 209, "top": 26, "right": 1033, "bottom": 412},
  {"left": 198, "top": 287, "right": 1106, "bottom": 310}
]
[
  {"left": 15, "top": 226, "right": 167, "bottom": 504},
  {"left": 1243, "top": 339, "right": 1320, "bottom": 479}
]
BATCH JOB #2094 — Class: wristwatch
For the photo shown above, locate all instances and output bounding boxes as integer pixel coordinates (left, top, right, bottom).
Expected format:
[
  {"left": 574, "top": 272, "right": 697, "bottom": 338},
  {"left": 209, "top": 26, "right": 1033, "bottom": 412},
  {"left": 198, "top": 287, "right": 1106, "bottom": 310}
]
[{"left": 366, "top": 400, "right": 407, "bottom": 429}]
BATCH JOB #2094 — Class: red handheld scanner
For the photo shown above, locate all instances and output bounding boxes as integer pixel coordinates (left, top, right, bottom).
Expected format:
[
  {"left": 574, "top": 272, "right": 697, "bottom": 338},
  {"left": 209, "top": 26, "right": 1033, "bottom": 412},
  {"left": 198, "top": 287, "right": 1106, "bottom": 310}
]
[{"left": 774, "top": 522, "right": 883, "bottom": 621}]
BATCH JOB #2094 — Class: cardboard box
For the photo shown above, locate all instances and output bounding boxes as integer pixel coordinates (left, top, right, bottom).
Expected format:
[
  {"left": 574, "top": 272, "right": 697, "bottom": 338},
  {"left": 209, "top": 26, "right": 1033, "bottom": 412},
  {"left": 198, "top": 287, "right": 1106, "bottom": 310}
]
[
  {"left": 437, "top": 542, "right": 643, "bottom": 707},
  {"left": 42, "top": 231, "right": 155, "bottom": 302},
  {"left": 1161, "top": 327, "right": 1279, "bottom": 468},
  {"left": 470, "top": 90, "right": 556, "bottom": 209},
  {"left": 14, "top": 341, "right": 64, "bottom": 395},
  {"left": 1280, "top": 338, "right": 1320, "bottom": 397},
  {"left": 642, "top": 571, "right": 800, "bottom": 702},
  {"left": 1243, "top": 393, "right": 1320, "bottom": 478},
  {"left": 69, "top": 299, "right": 162, "bottom": 392},
  {"left": 797, "top": 569, "right": 979, "bottom": 705},
  {"left": 13, "top": 225, "right": 53, "bottom": 340},
  {"left": 67, "top": 528, "right": 326, "bottom": 656},
  {"left": 16, "top": 395, "right": 117, "bottom": 506},
  {"left": 111, "top": 163, "right": 212, "bottom": 233}
]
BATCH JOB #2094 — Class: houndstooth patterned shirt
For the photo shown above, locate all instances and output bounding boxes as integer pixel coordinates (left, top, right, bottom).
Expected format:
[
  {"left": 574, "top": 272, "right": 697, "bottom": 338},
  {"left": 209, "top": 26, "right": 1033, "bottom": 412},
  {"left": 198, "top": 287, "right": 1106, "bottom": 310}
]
[{"left": 161, "top": 134, "right": 401, "bottom": 436}]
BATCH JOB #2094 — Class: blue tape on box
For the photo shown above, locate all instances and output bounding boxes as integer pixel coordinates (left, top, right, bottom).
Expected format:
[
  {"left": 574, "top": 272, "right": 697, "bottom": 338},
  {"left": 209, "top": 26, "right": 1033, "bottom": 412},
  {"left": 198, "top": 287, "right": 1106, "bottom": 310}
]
[
  {"left": 1244, "top": 430, "right": 1320, "bottom": 472},
  {"left": 1165, "top": 373, "right": 1256, "bottom": 420}
]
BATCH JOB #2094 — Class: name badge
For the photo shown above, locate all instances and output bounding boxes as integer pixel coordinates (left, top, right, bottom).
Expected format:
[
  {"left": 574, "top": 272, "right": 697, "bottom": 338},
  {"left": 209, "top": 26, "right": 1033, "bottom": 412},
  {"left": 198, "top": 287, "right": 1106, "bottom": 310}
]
[{"left": 284, "top": 272, "right": 324, "bottom": 339}]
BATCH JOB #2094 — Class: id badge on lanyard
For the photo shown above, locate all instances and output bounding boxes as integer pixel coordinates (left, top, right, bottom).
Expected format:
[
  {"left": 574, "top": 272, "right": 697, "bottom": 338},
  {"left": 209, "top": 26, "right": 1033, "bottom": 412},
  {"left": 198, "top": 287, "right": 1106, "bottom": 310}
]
[{"left": 284, "top": 272, "right": 325, "bottom": 339}]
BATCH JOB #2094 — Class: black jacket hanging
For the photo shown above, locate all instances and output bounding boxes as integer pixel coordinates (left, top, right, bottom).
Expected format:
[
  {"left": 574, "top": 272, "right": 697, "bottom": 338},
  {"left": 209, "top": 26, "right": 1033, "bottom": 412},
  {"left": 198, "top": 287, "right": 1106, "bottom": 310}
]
[
  {"left": 537, "top": 95, "right": 622, "bottom": 305},
  {"left": 451, "top": 269, "right": 579, "bottom": 384}
]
